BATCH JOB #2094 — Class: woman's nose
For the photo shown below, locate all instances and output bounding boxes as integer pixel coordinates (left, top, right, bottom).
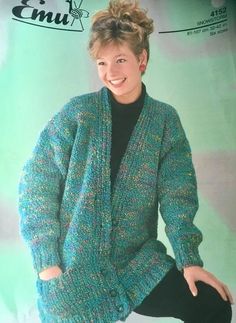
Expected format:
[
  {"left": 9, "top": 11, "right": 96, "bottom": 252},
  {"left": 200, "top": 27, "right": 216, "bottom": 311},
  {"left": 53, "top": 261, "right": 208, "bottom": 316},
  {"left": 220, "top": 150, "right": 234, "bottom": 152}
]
[{"left": 107, "top": 63, "right": 119, "bottom": 77}]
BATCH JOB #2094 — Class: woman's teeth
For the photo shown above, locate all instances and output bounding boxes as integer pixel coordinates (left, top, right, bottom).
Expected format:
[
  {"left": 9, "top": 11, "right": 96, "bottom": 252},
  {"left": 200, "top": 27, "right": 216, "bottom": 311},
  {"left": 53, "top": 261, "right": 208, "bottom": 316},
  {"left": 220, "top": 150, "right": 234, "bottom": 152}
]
[{"left": 110, "top": 78, "right": 126, "bottom": 85}]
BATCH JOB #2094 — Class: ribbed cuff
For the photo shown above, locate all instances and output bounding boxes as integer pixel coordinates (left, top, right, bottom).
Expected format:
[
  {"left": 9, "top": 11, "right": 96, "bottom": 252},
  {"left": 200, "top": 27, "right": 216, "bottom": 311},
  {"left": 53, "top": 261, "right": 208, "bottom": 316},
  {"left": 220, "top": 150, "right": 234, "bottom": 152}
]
[
  {"left": 174, "top": 240, "right": 204, "bottom": 271},
  {"left": 30, "top": 242, "right": 61, "bottom": 273}
]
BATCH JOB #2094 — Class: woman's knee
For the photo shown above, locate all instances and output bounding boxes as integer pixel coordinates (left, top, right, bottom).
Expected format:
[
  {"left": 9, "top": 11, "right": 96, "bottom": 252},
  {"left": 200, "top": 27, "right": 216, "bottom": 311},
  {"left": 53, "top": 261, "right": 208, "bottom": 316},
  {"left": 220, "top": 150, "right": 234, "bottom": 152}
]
[
  {"left": 196, "top": 281, "right": 232, "bottom": 323},
  {"left": 210, "top": 299, "right": 232, "bottom": 323}
]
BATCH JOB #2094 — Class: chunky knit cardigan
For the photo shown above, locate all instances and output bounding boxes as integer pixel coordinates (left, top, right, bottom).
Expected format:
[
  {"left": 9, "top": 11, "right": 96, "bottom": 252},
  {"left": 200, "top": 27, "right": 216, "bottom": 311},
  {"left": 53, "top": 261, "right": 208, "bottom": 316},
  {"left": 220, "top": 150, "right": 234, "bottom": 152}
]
[{"left": 18, "top": 86, "right": 203, "bottom": 323}]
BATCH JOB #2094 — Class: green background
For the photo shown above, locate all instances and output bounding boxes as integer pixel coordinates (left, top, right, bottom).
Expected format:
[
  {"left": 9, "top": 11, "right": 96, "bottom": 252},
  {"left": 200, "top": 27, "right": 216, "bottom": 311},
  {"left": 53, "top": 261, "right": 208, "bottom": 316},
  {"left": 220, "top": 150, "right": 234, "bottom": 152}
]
[{"left": 0, "top": 0, "right": 235, "bottom": 322}]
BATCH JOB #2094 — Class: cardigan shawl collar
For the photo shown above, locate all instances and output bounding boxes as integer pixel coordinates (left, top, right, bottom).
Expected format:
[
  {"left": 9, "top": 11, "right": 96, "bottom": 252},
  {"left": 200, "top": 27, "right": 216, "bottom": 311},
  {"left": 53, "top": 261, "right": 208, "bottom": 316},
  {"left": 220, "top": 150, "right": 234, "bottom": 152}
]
[{"left": 97, "top": 86, "right": 155, "bottom": 218}]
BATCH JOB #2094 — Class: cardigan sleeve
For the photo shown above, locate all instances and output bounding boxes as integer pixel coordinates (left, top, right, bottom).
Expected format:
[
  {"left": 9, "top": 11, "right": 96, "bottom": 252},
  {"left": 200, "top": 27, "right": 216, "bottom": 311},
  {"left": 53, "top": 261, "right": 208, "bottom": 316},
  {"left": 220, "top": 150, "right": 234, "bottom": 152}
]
[
  {"left": 156, "top": 105, "right": 204, "bottom": 271},
  {"left": 18, "top": 101, "right": 77, "bottom": 274}
]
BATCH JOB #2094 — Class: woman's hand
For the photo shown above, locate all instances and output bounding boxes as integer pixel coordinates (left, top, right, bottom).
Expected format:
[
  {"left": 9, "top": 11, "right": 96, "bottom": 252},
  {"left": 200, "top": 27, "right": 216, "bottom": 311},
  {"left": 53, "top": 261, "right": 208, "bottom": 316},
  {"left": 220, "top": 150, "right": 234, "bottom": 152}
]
[
  {"left": 183, "top": 266, "right": 234, "bottom": 304},
  {"left": 39, "top": 265, "right": 63, "bottom": 281}
]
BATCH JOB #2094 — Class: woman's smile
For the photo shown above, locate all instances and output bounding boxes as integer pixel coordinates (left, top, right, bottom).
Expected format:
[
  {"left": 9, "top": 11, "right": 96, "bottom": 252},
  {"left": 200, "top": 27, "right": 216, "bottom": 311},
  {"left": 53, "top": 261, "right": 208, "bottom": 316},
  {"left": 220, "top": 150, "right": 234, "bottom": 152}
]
[{"left": 109, "top": 77, "right": 126, "bottom": 86}]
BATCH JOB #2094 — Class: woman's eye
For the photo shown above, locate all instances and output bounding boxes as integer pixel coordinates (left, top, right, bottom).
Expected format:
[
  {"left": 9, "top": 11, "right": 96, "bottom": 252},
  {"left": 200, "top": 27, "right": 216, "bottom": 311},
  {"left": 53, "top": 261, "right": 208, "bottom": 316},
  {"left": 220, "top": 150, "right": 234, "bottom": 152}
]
[
  {"left": 97, "top": 61, "right": 105, "bottom": 66},
  {"left": 117, "top": 58, "right": 126, "bottom": 63}
]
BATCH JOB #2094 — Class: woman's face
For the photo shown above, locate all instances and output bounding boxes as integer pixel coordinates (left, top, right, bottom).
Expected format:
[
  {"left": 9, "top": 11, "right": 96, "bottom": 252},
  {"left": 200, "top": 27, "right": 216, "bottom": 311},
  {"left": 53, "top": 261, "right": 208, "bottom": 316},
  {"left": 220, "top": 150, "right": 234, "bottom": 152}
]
[{"left": 96, "top": 42, "right": 147, "bottom": 104}]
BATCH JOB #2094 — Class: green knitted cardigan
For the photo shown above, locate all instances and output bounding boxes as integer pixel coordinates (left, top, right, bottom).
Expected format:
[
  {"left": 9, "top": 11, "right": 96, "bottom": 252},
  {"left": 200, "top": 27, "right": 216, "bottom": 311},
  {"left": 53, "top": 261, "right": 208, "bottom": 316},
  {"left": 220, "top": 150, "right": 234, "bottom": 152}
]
[{"left": 18, "top": 86, "right": 203, "bottom": 322}]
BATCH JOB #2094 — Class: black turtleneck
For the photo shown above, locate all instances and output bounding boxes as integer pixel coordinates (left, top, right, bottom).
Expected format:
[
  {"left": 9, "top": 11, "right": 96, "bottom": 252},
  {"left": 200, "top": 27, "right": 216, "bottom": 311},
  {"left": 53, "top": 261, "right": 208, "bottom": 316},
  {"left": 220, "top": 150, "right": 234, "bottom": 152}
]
[{"left": 108, "top": 83, "right": 146, "bottom": 189}]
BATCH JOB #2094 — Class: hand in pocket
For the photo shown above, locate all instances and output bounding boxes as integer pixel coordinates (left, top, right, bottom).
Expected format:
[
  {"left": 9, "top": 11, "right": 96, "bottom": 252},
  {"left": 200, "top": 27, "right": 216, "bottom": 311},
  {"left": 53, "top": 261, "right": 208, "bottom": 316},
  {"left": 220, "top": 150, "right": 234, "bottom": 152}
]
[{"left": 39, "top": 265, "right": 63, "bottom": 281}]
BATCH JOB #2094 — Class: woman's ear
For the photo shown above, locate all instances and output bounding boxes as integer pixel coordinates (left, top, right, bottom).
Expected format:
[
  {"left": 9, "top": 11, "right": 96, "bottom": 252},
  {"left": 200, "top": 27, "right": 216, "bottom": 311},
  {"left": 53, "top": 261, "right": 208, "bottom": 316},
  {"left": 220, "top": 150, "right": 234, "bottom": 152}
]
[
  {"left": 138, "top": 49, "right": 148, "bottom": 74},
  {"left": 139, "top": 49, "right": 148, "bottom": 66}
]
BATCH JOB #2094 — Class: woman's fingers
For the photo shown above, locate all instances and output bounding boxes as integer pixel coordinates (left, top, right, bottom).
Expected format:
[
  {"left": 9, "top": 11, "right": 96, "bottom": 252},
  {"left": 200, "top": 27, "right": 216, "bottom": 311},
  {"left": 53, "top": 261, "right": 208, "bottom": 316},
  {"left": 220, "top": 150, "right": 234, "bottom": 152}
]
[
  {"left": 186, "top": 276, "right": 198, "bottom": 297},
  {"left": 209, "top": 278, "right": 228, "bottom": 302},
  {"left": 222, "top": 283, "right": 234, "bottom": 304},
  {"left": 39, "top": 265, "right": 63, "bottom": 281},
  {"left": 202, "top": 274, "right": 234, "bottom": 304},
  {"left": 184, "top": 274, "right": 198, "bottom": 297},
  {"left": 183, "top": 266, "right": 234, "bottom": 304}
]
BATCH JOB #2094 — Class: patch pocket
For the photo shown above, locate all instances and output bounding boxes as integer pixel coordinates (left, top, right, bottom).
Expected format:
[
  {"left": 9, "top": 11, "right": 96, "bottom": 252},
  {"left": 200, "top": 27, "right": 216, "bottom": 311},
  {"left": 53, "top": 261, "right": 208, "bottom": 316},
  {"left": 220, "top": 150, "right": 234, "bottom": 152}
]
[{"left": 36, "top": 267, "right": 86, "bottom": 318}]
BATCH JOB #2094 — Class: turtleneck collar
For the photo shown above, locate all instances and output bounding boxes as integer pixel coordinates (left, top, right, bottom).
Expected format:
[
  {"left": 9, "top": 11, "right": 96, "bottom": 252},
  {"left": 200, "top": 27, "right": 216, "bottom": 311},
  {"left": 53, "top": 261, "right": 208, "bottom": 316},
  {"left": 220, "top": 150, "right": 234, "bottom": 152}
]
[{"left": 108, "top": 83, "right": 146, "bottom": 113}]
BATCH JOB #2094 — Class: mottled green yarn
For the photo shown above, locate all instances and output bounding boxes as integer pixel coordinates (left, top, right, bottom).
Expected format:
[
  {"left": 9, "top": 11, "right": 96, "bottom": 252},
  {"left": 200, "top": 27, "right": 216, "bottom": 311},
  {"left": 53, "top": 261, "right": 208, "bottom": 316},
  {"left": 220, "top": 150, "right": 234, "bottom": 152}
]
[{"left": 18, "top": 86, "right": 203, "bottom": 322}]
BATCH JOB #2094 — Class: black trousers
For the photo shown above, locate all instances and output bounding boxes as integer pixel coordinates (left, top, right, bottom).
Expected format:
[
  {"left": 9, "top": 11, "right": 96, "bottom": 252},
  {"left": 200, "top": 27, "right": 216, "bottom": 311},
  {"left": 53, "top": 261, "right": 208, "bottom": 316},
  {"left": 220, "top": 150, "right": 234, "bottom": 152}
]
[{"left": 133, "top": 265, "right": 232, "bottom": 323}]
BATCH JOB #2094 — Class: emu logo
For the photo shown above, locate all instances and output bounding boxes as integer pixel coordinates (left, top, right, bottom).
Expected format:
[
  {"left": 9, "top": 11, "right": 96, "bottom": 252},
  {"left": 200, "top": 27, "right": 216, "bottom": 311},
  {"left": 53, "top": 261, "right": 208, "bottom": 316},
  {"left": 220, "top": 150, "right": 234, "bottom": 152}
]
[{"left": 12, "top": 0, "right": 89, "bottom": 32}]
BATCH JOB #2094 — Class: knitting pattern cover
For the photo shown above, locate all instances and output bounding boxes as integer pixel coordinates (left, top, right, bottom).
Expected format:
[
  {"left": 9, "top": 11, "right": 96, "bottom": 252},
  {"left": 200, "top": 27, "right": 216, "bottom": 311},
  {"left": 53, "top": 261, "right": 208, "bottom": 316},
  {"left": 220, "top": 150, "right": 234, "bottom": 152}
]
[{"left": 0, "top": 0, "right": 235, "bottom": 322}]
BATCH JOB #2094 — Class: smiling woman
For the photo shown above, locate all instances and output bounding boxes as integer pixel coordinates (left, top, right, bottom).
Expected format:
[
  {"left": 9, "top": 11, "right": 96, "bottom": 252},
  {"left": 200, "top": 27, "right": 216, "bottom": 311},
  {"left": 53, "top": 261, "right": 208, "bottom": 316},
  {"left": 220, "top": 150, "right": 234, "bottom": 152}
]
[
  {"left": 95, "top": 42, "right": 147, "bottom": 103},
  {"left": 88, "top": 0, "right": 153, "bottom": 104}
]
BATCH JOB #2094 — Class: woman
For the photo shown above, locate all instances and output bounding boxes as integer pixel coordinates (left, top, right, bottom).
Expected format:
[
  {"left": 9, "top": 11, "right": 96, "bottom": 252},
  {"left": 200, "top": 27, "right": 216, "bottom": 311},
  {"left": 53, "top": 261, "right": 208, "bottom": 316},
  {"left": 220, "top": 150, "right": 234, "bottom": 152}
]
[{"left": 18, "top": 0, "right": 233, "bottom": 322}]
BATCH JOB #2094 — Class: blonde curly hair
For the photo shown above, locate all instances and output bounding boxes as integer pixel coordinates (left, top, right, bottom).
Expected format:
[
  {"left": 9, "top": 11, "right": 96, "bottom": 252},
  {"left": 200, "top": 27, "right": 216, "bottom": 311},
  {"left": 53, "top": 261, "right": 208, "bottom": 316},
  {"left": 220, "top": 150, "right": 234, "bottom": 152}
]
[{"left": 88, "top": 0, "right": 154, "bottom": 63}]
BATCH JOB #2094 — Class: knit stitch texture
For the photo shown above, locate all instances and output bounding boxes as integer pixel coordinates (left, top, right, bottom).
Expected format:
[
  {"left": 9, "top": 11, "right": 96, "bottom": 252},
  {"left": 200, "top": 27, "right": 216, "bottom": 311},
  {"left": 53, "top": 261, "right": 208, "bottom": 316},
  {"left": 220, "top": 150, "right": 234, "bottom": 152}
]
[{"left": 18, "top": 86, "right": 203, "bottom": 322}]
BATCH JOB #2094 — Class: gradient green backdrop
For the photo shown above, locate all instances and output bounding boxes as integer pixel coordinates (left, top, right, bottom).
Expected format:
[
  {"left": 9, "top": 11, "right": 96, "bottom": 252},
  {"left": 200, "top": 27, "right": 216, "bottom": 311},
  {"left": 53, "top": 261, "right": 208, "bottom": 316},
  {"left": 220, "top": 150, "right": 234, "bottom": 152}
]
[{"left": 0, "top": 0, "right": 235, "bottom": 322}]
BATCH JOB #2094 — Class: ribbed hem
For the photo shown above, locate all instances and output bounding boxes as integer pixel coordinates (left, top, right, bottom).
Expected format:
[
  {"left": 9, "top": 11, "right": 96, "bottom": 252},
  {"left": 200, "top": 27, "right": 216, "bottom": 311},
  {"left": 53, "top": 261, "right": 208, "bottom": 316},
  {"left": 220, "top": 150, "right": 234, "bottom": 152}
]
[
  {"left": 31, "top": 242, "right": 61, "bottom": 273},
  {"left": 116, "top": 241, "right": 175, "bottom": 311},
  {"left": 37, "top": 298, "right": 114, "bottom": 323},
  {"left": 36, "top": 263, "right": 130, "bottom": 322}
]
